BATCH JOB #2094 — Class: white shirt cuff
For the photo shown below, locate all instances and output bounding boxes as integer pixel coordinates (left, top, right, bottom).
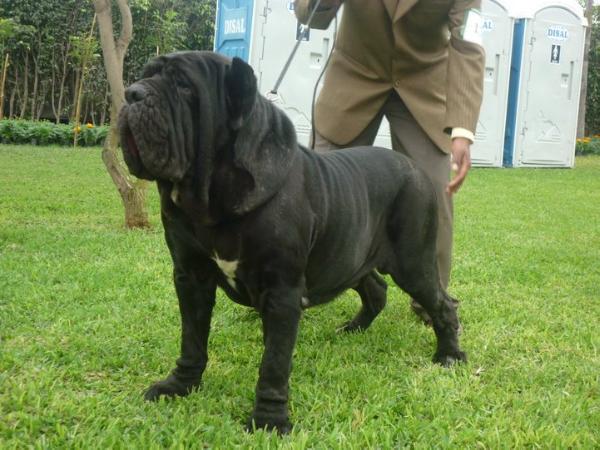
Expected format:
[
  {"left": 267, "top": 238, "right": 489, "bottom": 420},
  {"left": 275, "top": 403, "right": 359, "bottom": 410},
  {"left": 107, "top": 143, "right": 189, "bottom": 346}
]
[{"left": 451, "top": 127, "right": 475, "bottom": 143}]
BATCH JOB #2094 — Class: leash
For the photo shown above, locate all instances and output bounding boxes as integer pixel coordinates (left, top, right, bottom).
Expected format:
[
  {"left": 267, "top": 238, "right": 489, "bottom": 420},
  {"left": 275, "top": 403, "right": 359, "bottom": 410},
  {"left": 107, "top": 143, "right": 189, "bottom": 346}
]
[
  {"left": 269, "top": 0, "right": 325, "bottom": 96},
  {"left": 267, "top": 0, "right": 339, "bottom": 149}
]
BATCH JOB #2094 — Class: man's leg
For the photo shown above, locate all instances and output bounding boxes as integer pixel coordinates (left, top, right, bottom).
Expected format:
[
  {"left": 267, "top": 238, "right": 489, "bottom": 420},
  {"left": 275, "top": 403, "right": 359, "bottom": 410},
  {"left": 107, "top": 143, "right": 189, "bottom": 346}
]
[{"left": 382, "top": 93, "right": 454, "bottom": 323}]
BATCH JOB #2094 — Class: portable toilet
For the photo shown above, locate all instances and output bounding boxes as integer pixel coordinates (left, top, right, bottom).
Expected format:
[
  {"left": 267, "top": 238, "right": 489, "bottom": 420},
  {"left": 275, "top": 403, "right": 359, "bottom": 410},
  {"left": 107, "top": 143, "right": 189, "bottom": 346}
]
[
  {"left": 505, "top": 0, "right": 587, "bottom": 167},
  {"left": 214, "top": 1, "right": 393, "bottom": 148},
  {"left": 214, "top": 0, "right": 255, "bottom": 60},
  {"left": 251, "top": 1, "right": 349, "bottom": 147},
  {"left": 472, "top": 0, "right": 518, "bottom": 167}
]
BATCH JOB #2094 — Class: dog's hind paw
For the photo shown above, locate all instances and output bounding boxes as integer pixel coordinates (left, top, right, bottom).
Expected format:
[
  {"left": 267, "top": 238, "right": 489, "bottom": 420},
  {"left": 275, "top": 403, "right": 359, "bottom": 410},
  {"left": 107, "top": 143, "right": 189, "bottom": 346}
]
[
  {"left": 143, "top": 375, "right": 200, "bottom": 401},
  {"left": 433, "top": 350, "right": 467, "bottom": 367}
]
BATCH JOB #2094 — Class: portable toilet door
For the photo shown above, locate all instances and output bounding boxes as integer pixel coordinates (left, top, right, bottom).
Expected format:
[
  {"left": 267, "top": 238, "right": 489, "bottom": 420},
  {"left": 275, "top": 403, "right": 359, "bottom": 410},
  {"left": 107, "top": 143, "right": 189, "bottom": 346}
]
[
  {"left": 214, "top": 0, "right": 255, "bottom": 61},
  {"left": 472, "top": 0, "right": 516, "bottom": 167},
  {"left": 511, "top": 0, "right": 587, "bottom": 167}
]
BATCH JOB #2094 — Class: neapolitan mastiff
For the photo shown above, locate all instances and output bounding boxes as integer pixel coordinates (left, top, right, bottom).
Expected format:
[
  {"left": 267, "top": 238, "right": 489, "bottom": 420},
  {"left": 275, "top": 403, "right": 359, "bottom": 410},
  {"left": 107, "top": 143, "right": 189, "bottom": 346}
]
[{"left": 118, "top": 51, "right": 465, "bottom": 434}]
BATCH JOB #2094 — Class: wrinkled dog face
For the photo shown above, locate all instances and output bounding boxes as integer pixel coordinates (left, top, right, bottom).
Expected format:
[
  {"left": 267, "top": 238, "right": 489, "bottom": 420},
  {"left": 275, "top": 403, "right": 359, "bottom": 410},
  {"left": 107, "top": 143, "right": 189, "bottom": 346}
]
[{"left": 119, "top": 52, "right": 221, "bottom": 181}]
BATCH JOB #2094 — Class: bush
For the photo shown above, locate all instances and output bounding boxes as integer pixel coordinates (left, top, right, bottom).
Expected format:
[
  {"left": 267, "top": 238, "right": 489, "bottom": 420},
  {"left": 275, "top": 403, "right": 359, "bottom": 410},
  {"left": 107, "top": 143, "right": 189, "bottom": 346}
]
[
  {"left": 575, "top": 136, "right": 600, "bottom": 156},
  {"left": 0, "top": 119, "right": 109, "bottom": 147}
]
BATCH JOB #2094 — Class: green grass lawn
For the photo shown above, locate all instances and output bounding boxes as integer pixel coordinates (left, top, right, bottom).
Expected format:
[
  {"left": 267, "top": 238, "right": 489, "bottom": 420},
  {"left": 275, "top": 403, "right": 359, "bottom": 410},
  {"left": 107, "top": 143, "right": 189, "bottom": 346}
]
[{"left": 1, "top": 145, "right": 599, "bottom": 448}]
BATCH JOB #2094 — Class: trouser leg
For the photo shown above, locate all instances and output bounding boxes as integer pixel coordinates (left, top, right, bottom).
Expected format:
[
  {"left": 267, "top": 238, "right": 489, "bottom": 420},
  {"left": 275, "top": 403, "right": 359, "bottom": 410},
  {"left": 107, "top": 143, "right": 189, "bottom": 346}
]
[{"left": 381, "top": 93, "right": 453, "bottom": 289}]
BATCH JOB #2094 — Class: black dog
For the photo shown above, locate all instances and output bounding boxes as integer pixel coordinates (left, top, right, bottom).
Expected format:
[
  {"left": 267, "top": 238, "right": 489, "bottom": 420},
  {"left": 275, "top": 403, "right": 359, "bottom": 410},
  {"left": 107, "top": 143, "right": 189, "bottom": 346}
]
[{"left": 118, "top": 51, "right": 465, "bottom": 434}]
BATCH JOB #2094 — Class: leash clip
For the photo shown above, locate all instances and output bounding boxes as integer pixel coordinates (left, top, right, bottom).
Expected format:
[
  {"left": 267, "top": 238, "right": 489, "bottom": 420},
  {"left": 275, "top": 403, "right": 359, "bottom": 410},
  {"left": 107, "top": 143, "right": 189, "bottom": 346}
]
[{"left": 265, "top": 90, "right": 281, "bottom": 103}]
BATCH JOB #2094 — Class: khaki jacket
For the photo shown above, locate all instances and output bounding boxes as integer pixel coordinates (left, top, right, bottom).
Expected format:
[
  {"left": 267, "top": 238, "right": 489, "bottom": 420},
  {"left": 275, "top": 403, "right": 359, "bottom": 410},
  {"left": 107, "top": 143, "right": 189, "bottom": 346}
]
[{"left": 295, "top": 0, "right": 485, "bottom": 153}]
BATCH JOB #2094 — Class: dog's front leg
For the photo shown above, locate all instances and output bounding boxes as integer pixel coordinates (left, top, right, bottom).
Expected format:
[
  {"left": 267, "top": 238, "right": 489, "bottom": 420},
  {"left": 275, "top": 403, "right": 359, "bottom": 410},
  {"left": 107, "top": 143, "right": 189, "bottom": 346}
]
[
  {"left": 247, "top": 286, "right": 302, "bottom": 434},
  {"left": 145, "top": 265, "right": 217, "bottom": 401}
]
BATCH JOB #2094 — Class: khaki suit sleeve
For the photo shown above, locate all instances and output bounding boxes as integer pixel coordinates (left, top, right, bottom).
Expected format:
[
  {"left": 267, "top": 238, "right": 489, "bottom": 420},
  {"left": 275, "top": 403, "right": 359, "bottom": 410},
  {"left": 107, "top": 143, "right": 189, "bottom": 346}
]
[
  {"left": 294, "top": 0, "right": 340, "bottom": 30},
  {"left": 444, "top": 0, "right": 486, "bottom": 136}
]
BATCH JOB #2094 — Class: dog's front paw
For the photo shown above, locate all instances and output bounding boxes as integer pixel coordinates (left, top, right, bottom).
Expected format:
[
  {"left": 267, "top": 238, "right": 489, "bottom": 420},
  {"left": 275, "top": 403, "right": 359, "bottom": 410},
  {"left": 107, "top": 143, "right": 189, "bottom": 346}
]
[
  {"left": 245, "top": 415, "right": 293, "bottom": 435},
  {"left": 337, "top": 319, "right": 365, "bottom": 333},
  {"left": 433, "top": 350, "right": 467, "bottom": 367},
  {"left": 144, "top": 375, "right": 200, "bottom": 401}
]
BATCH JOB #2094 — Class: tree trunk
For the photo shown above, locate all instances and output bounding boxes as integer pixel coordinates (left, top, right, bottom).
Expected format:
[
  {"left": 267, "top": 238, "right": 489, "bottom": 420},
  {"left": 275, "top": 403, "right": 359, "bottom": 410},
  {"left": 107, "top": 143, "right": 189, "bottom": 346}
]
[
  {"left": 36, "top": 82, "right": 48, "bottom": 120},
  {"left": 71, "top": 69, "right": 80, "bottom": 122},
  {"left": 52, "top": 10, "right": 78, "bottom": 123},
  {"left": 56, "top": 43, "right": 71, "bottom": 123},
  {"left": 0, "top": 54, "right": 9, "bottom": 120},
  {"left": 31, "top": 58, "right": 39, "bottom": 121},
  {"left": 9, "top": 80, "right": 16, "bottom": 118},
  {"left": 19, "top": 53, "right": 29, "bottom": 119},
  {"left": 94, "top": 0, "right": 150, "bottom": 229},
  {"left": 31, "top": 34, "right": 42, "bottom": 121},
  {"left": 12, "top": 66, "right": 20, "bottom": 118},
  {"left": 74, "top": 14, "right": 97, "bottom": 146},
  {"left": 102, "top": 106, "right": 149, "bottom": 227},
  {"left": 51, "top": 48, "right": 58, "bottom": 121},
  {"left": 577, "top": 0, "right": 594, "bottom": 138}
]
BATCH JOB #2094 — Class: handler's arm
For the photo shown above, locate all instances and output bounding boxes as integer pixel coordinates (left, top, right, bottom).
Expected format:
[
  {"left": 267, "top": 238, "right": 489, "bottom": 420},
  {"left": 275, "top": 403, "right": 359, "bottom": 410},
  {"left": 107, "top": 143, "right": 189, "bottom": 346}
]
[
  {"left": 444, "top": 0, "right": 485, "bottom": 194},
  {"left": 294, "top": 0, "right": 342, "bottom": 30}
]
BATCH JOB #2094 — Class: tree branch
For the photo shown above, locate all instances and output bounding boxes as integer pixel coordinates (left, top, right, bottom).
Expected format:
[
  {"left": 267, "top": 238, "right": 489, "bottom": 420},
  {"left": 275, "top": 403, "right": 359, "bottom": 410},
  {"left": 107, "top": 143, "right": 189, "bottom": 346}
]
[{"left": 115, "top": 0, "right": 133, "bottom": 61}]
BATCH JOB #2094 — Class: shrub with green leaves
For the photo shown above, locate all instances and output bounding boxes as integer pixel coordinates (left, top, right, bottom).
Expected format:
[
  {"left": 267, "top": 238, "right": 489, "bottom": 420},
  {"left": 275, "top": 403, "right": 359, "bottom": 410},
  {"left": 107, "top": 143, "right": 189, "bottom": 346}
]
[
  {"left": 575, "top": 136, "right": 600, "bottom": 156},
  {"left": 0, "top": 119, "right": 108, "bottom": 147}
]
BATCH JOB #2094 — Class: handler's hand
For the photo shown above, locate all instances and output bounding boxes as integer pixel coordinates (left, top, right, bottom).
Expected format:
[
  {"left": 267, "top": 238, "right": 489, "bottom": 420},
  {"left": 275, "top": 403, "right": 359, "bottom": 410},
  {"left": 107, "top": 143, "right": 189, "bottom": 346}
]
[{"left": 447, "top": 137, "right": 472, "bottom": 195}]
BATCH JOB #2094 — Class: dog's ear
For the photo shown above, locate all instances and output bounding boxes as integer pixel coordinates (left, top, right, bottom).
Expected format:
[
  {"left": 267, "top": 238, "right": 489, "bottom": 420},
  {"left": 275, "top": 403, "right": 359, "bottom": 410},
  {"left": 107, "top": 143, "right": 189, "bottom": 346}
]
[
  {"left": 225, "top": 57, "right": 257, "bottom": 130},
  {"left": 215, "top": 57, "right": 298, "bottom": 217}
]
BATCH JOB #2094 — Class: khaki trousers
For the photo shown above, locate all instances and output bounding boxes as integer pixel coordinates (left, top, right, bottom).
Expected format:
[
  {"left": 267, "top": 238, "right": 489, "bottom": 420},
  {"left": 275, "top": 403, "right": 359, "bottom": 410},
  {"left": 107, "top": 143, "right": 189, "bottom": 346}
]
[{"left": 313, "top": 92, "right": 453, "bottom": 289}]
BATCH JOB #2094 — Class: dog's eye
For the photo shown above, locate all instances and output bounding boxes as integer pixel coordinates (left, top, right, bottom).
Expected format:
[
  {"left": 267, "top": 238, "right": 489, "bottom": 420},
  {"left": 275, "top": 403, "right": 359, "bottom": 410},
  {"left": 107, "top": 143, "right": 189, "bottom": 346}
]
[{"left": 173, "top": 76, "right": 191, "bottom": 95}]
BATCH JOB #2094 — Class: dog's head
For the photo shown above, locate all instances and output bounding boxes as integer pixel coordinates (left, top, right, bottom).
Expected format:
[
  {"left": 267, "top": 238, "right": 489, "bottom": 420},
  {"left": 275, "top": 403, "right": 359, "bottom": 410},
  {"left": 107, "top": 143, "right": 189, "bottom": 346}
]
[
  {"left": 119, "top": 51, "right": 254, "bottom": 181},
  {"left": 119, "top": 51, "right": 295, "bottom": 217}
]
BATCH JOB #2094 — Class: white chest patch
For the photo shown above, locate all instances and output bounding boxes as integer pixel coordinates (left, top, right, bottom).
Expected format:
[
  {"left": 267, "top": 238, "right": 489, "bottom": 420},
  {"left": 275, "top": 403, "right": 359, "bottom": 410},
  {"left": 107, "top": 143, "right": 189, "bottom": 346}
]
[
  {"left": 171, "top": 184, "right": 180, "bottom": 205},
  {"left": 212, "top": 254, "right": 239, "bottom": 289}
]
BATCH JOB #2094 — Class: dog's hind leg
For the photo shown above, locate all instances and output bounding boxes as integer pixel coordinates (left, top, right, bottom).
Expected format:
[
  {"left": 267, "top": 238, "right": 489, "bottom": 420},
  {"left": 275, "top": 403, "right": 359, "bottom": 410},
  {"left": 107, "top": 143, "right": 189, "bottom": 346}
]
[
  {"left": 387, "top": 173, "right": 465, "bottom": 366},
  {"left": 339, "top": 271, "right": 388, "bottom": 332}
]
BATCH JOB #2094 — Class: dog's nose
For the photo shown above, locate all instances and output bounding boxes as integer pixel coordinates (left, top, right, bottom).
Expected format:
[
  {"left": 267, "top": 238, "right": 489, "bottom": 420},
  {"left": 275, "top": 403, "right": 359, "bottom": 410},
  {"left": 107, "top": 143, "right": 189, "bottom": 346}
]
[{"left": 125, "top": 84, "right": 147, "bottom": 103}]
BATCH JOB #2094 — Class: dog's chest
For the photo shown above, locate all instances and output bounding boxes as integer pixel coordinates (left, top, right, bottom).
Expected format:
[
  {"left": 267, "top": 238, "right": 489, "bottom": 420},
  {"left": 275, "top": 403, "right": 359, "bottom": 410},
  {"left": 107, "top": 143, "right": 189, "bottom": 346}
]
[
  {"left": 196, "top": 226, "right": 248, "bottom": 295},
  {"left": 212, "top": 253, "right": 239, "bottom": 289}
]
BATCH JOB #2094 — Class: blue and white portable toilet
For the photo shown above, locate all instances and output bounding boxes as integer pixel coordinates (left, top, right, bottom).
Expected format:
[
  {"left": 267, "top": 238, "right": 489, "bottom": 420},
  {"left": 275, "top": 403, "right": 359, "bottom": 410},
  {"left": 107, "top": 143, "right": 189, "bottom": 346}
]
[
  {"left": 472, "top": 0, "right": 518, "bottom": 167},
  {"left": 505, "top": 0, "right": 587, "bottom": 167},
  {"left": 214, "top": 0, "right": 255, "bottom": 61}
]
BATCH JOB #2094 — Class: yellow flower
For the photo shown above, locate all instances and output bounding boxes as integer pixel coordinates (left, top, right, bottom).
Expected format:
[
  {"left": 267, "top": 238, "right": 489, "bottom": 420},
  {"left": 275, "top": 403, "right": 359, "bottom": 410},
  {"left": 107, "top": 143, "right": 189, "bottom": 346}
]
[
  {"left": 73, "top": 126, "right": 81, "bottom": 133},
  {"left": 86, "top": 123, "right": 94, "bottom": 128}
]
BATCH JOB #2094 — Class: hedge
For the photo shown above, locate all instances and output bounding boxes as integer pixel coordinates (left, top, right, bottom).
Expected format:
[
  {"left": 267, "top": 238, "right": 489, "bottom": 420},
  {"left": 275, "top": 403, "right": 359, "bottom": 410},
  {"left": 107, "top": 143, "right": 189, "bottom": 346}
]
[
  {"left": 0, "top": 119, "right": 108, "bottom": 147},
  {"left": 2, "top": 118, "right": 598, "bottom": 157},
  {"left": 575, "top": 136, "right": 600, "bottom": 156}
]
